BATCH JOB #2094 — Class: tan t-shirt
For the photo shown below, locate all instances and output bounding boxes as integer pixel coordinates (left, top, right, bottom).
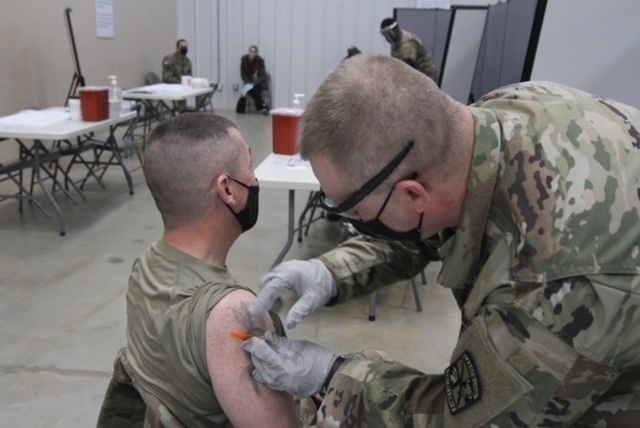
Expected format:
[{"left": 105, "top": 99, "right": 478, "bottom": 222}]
[{"left": 125, "top": 239, "right": 281, "bottom": 427}]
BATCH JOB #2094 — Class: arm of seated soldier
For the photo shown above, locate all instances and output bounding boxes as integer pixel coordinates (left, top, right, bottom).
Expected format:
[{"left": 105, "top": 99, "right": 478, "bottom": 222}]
[
  {"left": 206, "top": 289, "right": 298, "bottom": 428},
  {"left": 162, "top": 56, "right": 180, "bottom": 83}
]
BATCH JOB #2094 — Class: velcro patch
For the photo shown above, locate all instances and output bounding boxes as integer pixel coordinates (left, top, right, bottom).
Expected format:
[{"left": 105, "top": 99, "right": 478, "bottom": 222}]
[{"left": 444, "top": 352, "right": 481, "bottom": 415}]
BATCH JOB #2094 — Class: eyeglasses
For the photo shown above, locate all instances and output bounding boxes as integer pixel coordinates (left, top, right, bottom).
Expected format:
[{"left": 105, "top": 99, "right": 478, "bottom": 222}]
[{"left": 319, "top": 141, "right": 415, "bottom": 217}]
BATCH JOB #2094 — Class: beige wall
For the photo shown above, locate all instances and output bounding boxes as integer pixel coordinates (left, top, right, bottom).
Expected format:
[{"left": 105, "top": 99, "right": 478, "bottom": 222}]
[{"left": 0, "top": 0, "right": 176, "bottom": 116}]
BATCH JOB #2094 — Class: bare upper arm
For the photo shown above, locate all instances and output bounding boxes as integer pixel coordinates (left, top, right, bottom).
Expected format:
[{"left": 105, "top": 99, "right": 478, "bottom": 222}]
[{"left": 206, "top": 290, "right": 298, "bottom": 428}]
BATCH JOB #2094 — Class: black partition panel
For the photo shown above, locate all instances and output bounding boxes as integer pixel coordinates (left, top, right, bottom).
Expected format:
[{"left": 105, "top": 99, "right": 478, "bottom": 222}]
[
  {"left": 470, "top": 0, "right": 547, "bottom": 102},
  {"left": 395, "top": 0, "right": 547, "bottom": 104},
  {"left": 394, "top": 8, "right": 453, "bottom": 79}
]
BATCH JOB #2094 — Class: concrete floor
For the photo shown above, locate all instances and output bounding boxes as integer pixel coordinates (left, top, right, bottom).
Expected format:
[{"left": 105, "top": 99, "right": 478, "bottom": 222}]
[{"left": 0, "top": 110, "right": 461, "bottom": 427}]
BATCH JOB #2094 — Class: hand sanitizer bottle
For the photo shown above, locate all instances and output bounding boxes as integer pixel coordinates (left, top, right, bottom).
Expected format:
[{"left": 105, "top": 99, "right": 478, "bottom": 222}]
[
  {"left": 293, "top": 93, "right": 305, "bottom": 111},
  {"left": 108, "top": 75, "right": 122, "bottom": 118}
]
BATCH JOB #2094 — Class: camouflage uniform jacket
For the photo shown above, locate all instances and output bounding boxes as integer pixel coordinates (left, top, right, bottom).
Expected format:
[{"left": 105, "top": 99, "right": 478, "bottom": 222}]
[
  {"left": 391, "top": 29, "right": 438, "bottom": 83},
  {"left": 314, "top": 82, "right": 640, "bottom": 427},
  {"left": 162, "top": 51, "right": 192, "bottom": 84}
]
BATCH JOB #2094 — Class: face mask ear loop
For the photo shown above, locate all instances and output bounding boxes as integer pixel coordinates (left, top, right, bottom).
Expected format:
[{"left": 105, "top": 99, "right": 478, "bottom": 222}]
[
  {"left": 416, "top": 212, "right": 424, "bottom": 235},
  {"left": 375, "top": 171, "right": 419, "bottom": 220},
  {"left": 374, "top": 185, "right": 396, "bottom": 220}
]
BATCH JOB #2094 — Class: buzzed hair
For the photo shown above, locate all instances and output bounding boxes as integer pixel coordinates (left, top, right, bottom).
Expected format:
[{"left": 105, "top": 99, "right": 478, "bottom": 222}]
[
  {"left": 143, "top": 113, "right": 241, "bottom": 230},
  {"left": 176, "top": 39, "right": 187, "bottom": 48},
  {"left": 300, "top": 54, "right": 460, "bottom": 194}
]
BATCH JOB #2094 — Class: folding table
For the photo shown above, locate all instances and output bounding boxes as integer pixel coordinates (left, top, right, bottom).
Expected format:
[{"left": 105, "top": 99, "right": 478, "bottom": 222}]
[
  {"left": 254, "top": 153, "right": 321, "bottom": 267},
  {"left": 0, "top": 108, "right": 136, "bottom": 235},
  {"left": 123, "top": 83, "right": 214, "bottom": 137}
]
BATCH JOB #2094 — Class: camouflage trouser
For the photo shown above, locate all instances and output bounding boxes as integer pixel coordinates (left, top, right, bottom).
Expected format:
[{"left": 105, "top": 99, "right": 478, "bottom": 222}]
[
  {"left": 305, "top": 311, "right": 640, "bottom": 427},
  {"left": 96, "top": 348, "right": 185, "bottom": 428}
]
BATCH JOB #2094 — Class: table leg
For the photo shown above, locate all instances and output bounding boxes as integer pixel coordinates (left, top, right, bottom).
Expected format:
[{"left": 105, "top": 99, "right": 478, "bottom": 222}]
[
  {"left": 106, "top": 126, "right": 134, "bottom": 195},
  {"left": 33, "top": 140, "right": 66, "bottom": 236},
  {"left": 271, "top": 189, "right": 295, "bottom": 269}
]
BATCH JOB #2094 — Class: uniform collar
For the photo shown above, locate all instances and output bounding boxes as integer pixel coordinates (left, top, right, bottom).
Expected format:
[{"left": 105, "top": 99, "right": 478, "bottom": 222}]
[
  {"left": 437, "top": 107, "right": 502, "bottom": 289},
  {"left": 155, "top": 238, "right": 233, "bottom": 284}
]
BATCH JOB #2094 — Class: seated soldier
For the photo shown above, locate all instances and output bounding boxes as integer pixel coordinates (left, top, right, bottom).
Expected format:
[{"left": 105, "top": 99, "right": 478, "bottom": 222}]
[
  {"left": 162, "top": 39, "right": 207, "bottom": 111},
  {"left": 97, "top": 113, "right": 298, "bottom": 427}
]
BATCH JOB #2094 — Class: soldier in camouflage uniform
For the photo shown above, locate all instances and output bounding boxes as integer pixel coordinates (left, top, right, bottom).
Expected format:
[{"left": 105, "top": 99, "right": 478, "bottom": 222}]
[
  {"left": 380, "top": 17, "right": 438, "bottom": 83},
  {"left": 161, "top": 39, "right": 208, "bottom": 110},
  {"left": 162, "top": 39, "right": 193, "bottom": 84},
  {"left": 244, "top": 54, "right": 640, "bottom": 426}
]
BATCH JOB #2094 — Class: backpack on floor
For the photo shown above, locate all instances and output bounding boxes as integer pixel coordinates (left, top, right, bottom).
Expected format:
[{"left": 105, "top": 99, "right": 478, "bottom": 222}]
[{"left": 236, "top": 96, "right": 246, "bottom": 113}]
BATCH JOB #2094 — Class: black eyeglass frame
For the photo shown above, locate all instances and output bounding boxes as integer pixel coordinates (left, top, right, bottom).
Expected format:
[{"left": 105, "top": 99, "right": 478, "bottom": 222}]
[{"left": 319, "top": 141, "right": 416, "bottom": 214}]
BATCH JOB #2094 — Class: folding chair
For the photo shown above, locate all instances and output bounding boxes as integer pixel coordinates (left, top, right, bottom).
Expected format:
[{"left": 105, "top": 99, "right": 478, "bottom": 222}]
[
  {"left": 246, "top": 72, "right": 272, "bottom": 113},
  {"left": 183, "top": 82, "right": 218, "bottom": 114},
  {"left": 369, "top": 270, "right": 426, "bottom": 321}
]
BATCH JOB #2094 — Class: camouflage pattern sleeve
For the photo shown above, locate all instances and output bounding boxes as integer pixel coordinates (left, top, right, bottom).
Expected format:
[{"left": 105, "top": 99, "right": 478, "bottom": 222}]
[
  {"left": 318, "top": 235, "right": 440, "bottom": 304},
  {"left": 162, "top": 54, "right": 180, "bottom": 84},
  {"left": 397, "top": 37, "right": 419, "bottom": 64},
  {"left": 311, "top": 275, "right": 640, "bottom": 426},
  {"left": 396, "top": 31, "right": 438, "bottom": 82}
]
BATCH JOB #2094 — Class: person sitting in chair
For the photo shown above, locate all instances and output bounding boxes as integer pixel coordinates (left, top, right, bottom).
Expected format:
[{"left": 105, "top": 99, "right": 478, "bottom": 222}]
[
  {"left": 96, "top": 113, "right": 297, "bottom": 428},
  {"left": 240, "top": 45, "right": 270, "bottom": 115}
]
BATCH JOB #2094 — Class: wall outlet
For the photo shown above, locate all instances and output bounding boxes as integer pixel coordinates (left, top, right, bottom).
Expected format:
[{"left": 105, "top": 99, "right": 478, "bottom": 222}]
[{"left": 232, "top": 83, "right": 239, "bottom": 91}]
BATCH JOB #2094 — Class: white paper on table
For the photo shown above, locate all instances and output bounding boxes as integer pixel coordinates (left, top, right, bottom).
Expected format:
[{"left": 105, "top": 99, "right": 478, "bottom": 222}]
[
  {"left": 242, "top": 84, "right": 254, "bottom": 97},
  {"left": 0, "top": 109, "right": 71, "bottom": 128},
  {"left": 268, "top": 154, "right": 309, "bottom": 168},
  {"left": 286, "top": 155, "right": 310, "bottom": 169},
  {"left": 125, "top": 83, "right": 187, "bottom": 94}
]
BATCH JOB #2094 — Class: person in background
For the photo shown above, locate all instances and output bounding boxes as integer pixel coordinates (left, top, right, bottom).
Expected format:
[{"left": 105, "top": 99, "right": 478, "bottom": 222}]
[
  {"left": 96, "top": 113, "right": 298, "bottom": 428},
  {"left": 343, "top": 45, "right": 362, "bottom": 61},
  {"left": 380, "top": 17, "right": 438, "bottom": 83},
  {"left": 162, "top": 39, "right": 192, "bottom": 84},
  {"left": 240, "top": 45, "right": 270, "bottom": 115},
  {"left": 244, "top": 54, "right": 640, "bottom": 426}
]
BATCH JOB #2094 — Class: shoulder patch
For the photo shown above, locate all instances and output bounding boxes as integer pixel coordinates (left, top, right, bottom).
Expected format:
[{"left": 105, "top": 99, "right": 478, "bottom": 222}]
[{"left": 444, "top": 352, "right": 481, "bottom": 415}]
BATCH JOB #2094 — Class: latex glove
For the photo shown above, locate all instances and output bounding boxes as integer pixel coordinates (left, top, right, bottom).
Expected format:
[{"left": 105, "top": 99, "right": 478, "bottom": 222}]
[
  {"left": 242, "top": 331, "right": 335, "bottom": 398},
  {"left": 250, "top": 259, "right": 337, "bottom": 329}
]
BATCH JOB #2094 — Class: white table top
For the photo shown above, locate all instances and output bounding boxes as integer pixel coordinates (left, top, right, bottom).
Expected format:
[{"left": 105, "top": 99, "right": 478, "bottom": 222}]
[
  {"left": 254, "top": 153, "right": 320, "bottom": 191},
  {"left": 122, "top": 84, "right": 213, "bottom": 101},
  {"left": 0, "top": 107, "right": 136, "bottom": 140}
]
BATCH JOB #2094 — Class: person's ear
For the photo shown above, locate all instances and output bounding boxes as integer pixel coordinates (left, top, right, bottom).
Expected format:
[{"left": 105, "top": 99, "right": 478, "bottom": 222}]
[
  {"left": 396, "top": 179, "right": 429, "bottom": 213},
  {"left": 214, "top": 174, "right": 235, "bottom": 205}
]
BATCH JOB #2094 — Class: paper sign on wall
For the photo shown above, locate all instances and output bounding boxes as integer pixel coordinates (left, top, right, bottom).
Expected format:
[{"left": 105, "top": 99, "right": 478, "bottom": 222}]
[{"left": 96, "top": 0, "right": 114, "bottom": 38}]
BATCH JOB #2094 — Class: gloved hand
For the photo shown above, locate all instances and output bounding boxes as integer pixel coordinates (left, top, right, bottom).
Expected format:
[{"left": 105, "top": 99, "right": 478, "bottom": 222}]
[
  {"left": 242, "top": 331, "right": 336, "bottom": 398},
  {"left": 249, "top": 259, "right": 337, "bottom": 329}
]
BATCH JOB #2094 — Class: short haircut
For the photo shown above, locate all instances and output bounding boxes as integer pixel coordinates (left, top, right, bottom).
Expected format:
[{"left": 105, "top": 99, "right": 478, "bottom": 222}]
[
  {"left": 249, "top": 45, "right": 258, "bottom": 52},
  {"left": 300, "top": 54, "right": 459, "bottom": 194},
  {"left": 143, "top": 113, "right": 241, "bottom": 230},
  {"left": 176, "top": 39, "right": 187, "bottom": 48},
  {"left": 380, "top": 18, "right": 396, "bottom": 30}
]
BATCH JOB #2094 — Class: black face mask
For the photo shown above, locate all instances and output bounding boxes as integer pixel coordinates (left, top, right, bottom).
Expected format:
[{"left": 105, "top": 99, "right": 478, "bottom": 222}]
[
  {"left": 180, "top": 47, "right": 188, "bottom": 55},
  {"left": 349, "top": 212, "right": 423, "bottom": 242},
  {"left": 346, "top": 179, "right": 424, "bottom": 242},
  {"left": 225, "top": 176, "right": 259, "bottom": 232}
]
